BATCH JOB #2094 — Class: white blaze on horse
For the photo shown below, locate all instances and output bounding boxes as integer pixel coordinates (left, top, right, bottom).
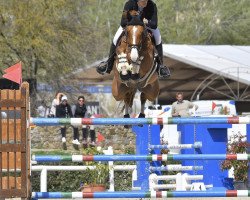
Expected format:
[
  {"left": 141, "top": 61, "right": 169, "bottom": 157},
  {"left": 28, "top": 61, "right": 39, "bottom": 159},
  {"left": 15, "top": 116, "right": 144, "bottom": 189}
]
[{"left": 112, "top": 11, "right": 159, "bottom": 125}]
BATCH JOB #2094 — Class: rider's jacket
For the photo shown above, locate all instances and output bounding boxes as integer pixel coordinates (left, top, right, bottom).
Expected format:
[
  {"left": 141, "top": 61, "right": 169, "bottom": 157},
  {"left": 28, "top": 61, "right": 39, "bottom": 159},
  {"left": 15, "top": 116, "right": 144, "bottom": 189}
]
[{"left": 120, "top": 0, "right": 158, "bottom": 29}]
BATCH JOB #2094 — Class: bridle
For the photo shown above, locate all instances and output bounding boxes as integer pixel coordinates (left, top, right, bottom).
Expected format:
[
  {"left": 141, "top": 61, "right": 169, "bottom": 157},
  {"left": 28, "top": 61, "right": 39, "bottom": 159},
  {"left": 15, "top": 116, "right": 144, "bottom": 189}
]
[{"left": 124, "top": 24, "right": 148, "bottom": 60}]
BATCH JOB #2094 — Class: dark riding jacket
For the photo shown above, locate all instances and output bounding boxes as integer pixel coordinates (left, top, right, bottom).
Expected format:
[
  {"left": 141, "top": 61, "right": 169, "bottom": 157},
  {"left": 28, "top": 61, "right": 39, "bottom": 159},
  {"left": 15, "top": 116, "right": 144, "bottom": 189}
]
[{"left": 121, "top": 0, "right": 158, "bottom": 29}]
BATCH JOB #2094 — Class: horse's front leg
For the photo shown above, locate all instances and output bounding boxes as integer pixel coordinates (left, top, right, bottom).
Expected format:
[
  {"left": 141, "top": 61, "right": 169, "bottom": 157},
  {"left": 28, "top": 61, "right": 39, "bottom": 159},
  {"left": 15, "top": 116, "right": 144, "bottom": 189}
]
[
  {"left": 137, "top": 93, "right": 146, "bottom": 127},
  {"left": 124, "top": 104, "right": 130, "bottom": 129},
  {"left": 138, "top": 92, "right": 146, "bottom": 118}
]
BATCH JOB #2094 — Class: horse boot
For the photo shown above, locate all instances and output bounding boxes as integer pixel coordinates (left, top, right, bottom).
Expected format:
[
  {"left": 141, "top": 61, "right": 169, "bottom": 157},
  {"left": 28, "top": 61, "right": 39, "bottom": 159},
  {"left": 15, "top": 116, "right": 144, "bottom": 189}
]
[
  {"left": 124, "top": 114, "right": 131, "bottom": 129},
  {"left": 155, "top": 42, "right": 171, "bottom": 78},
  {"left": 96, "top": 43, "right": 116, "bottom": 75},
  {"left": 89, "top": 130, "right": 96, "bottom": 147},
  {"left": 82, "top": 127, "right": 88, "bottom": 148},
  {"left": 138, "top": 113, "right": 145, "bottom": 127}
]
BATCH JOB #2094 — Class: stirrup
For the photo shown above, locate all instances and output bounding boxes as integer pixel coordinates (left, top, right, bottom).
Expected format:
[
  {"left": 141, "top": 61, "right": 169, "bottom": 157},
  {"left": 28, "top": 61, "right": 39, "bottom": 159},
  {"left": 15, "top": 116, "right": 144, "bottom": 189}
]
[
  {"left": 96, "top": 61, "right": 108, "bottom": 75},
  {"left": 158, "top": 65, "right": 171, "bottom": 78}
]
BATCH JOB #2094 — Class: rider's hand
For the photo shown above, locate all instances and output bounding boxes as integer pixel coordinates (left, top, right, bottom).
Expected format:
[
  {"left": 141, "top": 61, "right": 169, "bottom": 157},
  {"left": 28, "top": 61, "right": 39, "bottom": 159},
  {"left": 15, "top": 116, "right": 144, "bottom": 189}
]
[{"left": 143, "top": 18, "right": 148, "bottom": 25}]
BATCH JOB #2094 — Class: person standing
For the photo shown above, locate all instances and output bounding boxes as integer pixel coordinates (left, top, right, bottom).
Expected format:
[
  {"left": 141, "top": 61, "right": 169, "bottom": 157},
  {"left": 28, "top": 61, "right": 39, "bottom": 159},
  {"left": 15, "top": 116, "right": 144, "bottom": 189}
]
[
  {"left": 56, "top": 95, "right": 73, "bottom": 146},
  {"left": 172, "top": 92, "right": 198, "bottom": 117}
]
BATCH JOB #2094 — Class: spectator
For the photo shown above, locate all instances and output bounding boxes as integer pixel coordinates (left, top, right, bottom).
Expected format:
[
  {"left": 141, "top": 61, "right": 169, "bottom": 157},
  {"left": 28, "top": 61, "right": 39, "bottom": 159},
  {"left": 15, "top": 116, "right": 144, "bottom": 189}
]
[
  {"left": 172, "top": 92, "right": 198, "bottom": 117},
  {"left": 49, "top": 92, "right": 65, "bottom": 117},
  {"left": 37, "top": 100, "right": 49, "bottom": 117},
  {"left": 71, "top": 96, "right": 87, "bottom": 146},
  {"left": 71, "top": 96, "right": 96, "bottom": 147},
  {"left": 56, "top": 95, "right": 73, "bottom": 146}
]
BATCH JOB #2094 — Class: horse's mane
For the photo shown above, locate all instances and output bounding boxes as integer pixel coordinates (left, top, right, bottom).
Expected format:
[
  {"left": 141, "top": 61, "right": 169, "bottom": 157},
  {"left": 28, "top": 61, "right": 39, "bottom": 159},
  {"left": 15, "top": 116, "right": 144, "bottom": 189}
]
[{"left": 127, "top": 16, "right": 144, "bottom": 26}]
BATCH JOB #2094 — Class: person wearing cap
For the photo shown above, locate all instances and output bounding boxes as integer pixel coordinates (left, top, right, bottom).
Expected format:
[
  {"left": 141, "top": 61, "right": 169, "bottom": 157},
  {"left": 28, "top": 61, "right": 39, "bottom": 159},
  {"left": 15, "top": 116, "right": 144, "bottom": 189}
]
[
  {"left": 96, "top": 0, "right": 170, "bottom": 78},
  {"left": 56, "top": 95, "right": 73, "bottom": 146}
]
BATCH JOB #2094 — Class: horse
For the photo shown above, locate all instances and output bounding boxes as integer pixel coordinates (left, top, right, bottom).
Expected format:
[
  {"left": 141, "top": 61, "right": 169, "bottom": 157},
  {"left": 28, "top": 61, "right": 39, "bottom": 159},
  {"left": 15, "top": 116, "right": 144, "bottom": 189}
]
[{"left": 112, "top": 12, "right": 160, "bottom": 123}]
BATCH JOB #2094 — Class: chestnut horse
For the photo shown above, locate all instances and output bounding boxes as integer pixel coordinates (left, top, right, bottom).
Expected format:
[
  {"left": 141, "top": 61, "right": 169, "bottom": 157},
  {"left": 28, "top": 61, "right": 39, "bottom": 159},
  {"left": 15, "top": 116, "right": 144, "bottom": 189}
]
[{"left": 112, "top": 14, "right": 159, "bottom": 121}]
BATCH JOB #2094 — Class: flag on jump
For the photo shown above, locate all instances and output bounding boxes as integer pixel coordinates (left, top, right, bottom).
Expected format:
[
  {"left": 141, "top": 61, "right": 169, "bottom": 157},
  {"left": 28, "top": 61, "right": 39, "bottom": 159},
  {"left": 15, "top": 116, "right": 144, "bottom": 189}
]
[
  {"left": 2, "top": 62, "right": 22, "bottom": 84},
  {"left": 97, "top": 132, "right": 105, "bottom": 142},
  {"left": 212, "top": 102, "right": 217, "bottom": 111}
]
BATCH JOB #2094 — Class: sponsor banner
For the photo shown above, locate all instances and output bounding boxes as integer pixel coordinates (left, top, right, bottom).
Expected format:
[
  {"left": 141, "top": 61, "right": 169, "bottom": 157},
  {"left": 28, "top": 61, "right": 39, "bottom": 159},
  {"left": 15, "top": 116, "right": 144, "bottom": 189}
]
[{"left": 37, "top": 84, "right": 112, "bottom": 94}]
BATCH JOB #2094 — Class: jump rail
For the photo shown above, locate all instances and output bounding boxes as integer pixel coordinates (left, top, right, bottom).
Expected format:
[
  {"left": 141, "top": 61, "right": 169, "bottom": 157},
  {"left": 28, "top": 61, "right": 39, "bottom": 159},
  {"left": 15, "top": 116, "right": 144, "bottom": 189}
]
[
  {"left": 32, "top": 154, "right": 250, "bottom": 162},
  {"left": 30, "top": 116, "right": 250, "bottom": 126},
  {"left": 32, "top": 190, "right": 250, "bottom": 198},
  {"left": 149, "top": 142, "right": 202, "bottom": 149}
]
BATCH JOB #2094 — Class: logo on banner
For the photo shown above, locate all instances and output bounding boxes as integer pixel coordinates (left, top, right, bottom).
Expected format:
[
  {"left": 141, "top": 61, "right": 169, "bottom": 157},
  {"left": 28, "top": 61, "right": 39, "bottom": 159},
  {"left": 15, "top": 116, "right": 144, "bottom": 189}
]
[{"left": 86, "top": 102, "right": 100, "bottom": 115}]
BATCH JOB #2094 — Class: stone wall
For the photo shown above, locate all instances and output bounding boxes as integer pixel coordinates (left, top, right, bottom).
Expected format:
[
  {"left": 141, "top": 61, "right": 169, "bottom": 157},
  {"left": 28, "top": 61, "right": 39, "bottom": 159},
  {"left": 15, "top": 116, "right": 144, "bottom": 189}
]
[{"left": 31, "top": 125, "right": 136, "bottom": 153}]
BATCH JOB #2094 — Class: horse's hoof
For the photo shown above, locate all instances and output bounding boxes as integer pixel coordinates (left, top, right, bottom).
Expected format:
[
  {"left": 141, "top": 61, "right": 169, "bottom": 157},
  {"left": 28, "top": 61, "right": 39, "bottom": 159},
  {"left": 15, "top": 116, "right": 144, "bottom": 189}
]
[
  {"left": 124, "top": 125, "right": 131, "bottom": 129},
  {"left": 131, "top": 73, "right": 139, "bottom": 80},
  {"left": 120, "top": 72, "right": 131, "bottom": 81},
  {"left": 124, "top": 114, "right": 131, "bottom": 128},
  {"left": 138, "top": 113, "right": 145, "bottom": 127},
  {"left": 138, "top": 113, "right": 145, "bottom": 118}
]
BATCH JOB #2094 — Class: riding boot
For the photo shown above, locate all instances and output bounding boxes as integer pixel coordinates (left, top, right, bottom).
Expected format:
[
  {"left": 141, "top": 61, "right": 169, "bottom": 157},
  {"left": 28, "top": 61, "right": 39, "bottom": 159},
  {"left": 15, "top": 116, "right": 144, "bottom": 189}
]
[
  {"left": 96, "top": 43, "right": 116, "bottom": 75},
  {"left": 82, "top": 128, "right": 88, "bottom": 144},
  {"left": 155, "top": 42, "right": 171, "bottom": 78}
]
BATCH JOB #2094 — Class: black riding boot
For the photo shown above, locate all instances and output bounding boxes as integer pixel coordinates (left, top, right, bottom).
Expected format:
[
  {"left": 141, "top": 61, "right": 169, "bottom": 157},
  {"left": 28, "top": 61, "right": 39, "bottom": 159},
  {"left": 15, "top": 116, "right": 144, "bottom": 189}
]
[
  {"left": 156, "top": 42, "right": 171, "bottom": 78},
  {"left": 96, "top": 43, "right": 116, "bottom": 75}
]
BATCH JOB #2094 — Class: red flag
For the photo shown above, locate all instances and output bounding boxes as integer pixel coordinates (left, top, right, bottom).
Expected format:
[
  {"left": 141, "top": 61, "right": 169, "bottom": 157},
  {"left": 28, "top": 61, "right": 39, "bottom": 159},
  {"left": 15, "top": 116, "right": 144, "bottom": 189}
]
[
  {"left": 97, "top": 132, "right": 105, "bottom": 142},
  {"left": 212, "top": 102, "right": 217, "bottom": 111},
  {"left": 3, "top": 62, "right": 22, "bottom": 84}
]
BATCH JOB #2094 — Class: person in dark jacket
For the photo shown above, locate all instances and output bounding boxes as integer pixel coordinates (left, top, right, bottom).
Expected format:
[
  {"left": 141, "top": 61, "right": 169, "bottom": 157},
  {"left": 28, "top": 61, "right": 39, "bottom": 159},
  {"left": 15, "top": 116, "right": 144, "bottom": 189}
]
[
  {"left": 71, "top": 96, "right": 89, "bottom": 147},
  {"left": 96, "top": 0, "right": 170, "bottom": 78},
  {"left": 56, "top": 95, "right": 73, "bottom": 145}
]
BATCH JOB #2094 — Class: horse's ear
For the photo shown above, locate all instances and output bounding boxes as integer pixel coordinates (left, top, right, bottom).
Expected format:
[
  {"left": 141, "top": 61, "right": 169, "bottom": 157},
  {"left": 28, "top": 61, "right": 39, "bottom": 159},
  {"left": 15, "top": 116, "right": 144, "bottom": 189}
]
[
  {"left": 122, "top": 11, "right": 128, "bottom": 19},
  {"left": 129, "top": 10, "right": 140, "bottom": 16}
]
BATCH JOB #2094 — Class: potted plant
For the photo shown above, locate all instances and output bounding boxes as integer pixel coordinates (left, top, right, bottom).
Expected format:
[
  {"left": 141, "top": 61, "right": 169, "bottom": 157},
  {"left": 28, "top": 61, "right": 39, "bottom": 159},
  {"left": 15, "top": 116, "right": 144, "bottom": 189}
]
[
  {"left": 80, "top": 162, "right": 109, "bottom": 192},
  {"left": 221, "top": 133, "right": 249, "bottom": 189},
  {"left": 78, "top": 148, "right": 109, "bottom": 192}
]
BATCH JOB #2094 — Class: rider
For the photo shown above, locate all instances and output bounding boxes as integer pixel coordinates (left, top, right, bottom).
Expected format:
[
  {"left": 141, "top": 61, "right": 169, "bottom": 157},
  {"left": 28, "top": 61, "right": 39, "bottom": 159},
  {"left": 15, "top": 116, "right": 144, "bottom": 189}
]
[{"left": 96, "top": 0, "right": 170, "bottom": 78}]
